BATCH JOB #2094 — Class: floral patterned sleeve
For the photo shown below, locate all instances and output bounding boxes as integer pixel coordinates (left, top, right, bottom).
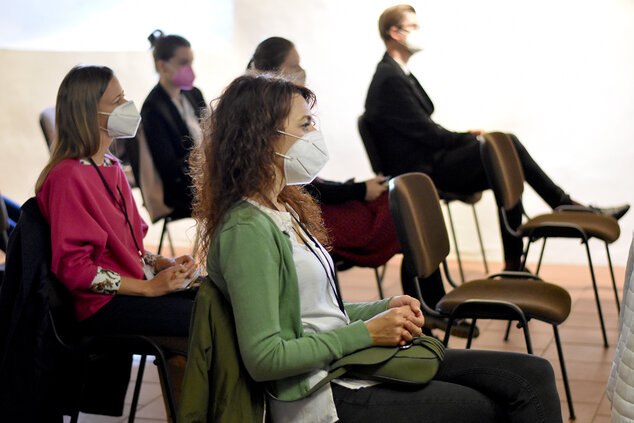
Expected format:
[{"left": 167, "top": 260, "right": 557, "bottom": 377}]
[
  {"left": 143, "top": 251, "right": 159, "bottom": 273},
  {"left": 89, "top": 266, "right": 122, "bottom": 295}
]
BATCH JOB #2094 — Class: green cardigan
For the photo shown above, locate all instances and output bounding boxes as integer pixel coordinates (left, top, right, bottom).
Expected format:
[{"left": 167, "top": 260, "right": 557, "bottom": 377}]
[{"left": 207, "top": 201, "right": 390, "bottom": 401}]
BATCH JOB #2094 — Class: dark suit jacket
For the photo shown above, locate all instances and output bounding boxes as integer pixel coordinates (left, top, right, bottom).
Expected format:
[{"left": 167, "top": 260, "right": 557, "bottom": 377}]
[
  {"left": 364, "top": 53, "right": 473, "bottom": 176},
  {"left": 141, "top": 84, "right": 206, "bottom": 213}
]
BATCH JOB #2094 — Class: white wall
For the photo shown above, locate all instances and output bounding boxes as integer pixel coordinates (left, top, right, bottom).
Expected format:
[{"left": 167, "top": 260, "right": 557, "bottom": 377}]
[{"left": 1, "top": 0, "right": 633, "bottom": 266}]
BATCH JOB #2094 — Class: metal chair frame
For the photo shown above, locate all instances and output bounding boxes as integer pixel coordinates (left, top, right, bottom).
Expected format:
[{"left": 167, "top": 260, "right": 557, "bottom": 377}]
[
  {"left": 481, "top": 132, "right": 620, "bottom": 347},
  {"left": 389, "top": 173, "right": 575, "bottom": 419},
  {"left": 48, "top": 277, "right": 181, "bottom": 423}
]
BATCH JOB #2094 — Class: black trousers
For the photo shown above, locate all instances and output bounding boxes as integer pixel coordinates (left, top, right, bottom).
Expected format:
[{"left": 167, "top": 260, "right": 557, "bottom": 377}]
[
  {"left": 333, "top": 349, "right": 562, "bottom": 423},
  {"left": 431, "top": 134, "right": 571, "bottom": 262},
  {"left": 80, "top": 289, "right": 197, "bottom": 338}
]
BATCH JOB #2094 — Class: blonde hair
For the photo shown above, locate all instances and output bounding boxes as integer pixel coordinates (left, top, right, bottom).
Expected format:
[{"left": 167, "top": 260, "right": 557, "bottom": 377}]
[
  {"left": 35, "top": 65, "right": 113, "bottom": 193},
  {"left": 378, "top": 4, "right": 416, "bottom": 43}
]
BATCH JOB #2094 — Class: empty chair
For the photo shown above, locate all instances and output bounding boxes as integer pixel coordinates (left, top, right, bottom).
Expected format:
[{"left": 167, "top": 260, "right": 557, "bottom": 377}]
[
  {"left": 481, "top": 132, "right": 621, "bottom": 347},
  {"left": 358, "top": 114, "right": 488, "bottom": 281},
  {"left": 388, "top": 172, "right": 575, "bottom": 419}
]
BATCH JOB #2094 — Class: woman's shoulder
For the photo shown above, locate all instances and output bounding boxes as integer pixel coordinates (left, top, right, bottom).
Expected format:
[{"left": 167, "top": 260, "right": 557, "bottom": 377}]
[
  {"left": 47, "top": 158, "right": 86, "bottom": 181},
  {"left": 220, "top": 201, "right": 278, "bottom": 231},
  {"left": 141, "top": 84, "right": 169, "bottom": 110}
]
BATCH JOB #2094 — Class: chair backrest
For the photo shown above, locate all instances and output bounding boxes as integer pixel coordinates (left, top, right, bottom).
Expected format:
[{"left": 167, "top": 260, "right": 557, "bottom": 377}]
[
  {"left": 128, "top": 124, "right": 174, "bottom": 223},
  {"left": 357, "top": 114, "right": 386, "bottom": 175},
  {"left": 480, "top": 132, "right": 525, "bottom": 211},
  {"left": 388, "top": 173, "right": 450, "bottom": 279},
  {"left": 0, "top": 193, "right": 9, "bottom": 250},
  {"left": 39, "top": 107, "right": 56, "bottom": 149}
]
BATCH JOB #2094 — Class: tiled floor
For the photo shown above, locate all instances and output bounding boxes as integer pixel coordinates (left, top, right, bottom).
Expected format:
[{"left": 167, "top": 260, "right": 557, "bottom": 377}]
[{"left": 63, "top": 253, "right": 624, "bottom": 422}]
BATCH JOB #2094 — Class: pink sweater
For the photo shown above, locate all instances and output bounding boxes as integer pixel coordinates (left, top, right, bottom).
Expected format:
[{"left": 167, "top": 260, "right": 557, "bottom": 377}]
[{"left": 37, "top": 157, "right": 148, "bottom": 321}]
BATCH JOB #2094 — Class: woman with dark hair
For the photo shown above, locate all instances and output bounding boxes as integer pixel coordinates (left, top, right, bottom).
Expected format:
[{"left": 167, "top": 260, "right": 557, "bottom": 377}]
[
  {"left": 36, "top": 64, "right": 197, "bottom": 342},
  {"left": 142, "top": 29, "right": 207, "bottom": 218},
  {"left": 188, "top": 73, "right": 563, "bottom": 423},
  {"left": 248, "top": 36, "right": 399, "bottom": 271}
]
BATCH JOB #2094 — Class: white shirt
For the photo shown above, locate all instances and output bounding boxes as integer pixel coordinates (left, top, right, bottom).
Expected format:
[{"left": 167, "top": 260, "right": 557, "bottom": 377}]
[
  {"left": 171, "top": 92, "right": 202, "bottom": 145},
  {"left": 392, "top": 55, "right": 411, "bottom": 75}
]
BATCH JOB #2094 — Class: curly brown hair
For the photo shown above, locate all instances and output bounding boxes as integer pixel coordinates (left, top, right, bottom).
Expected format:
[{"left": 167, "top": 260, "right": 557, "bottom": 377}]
[{"left": 190, "top": 73, "right": 329, "bottom": 264}]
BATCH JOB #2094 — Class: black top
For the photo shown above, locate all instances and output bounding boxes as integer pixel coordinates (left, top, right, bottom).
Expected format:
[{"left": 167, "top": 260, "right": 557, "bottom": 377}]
[
  {"left": 140, "top": 84, "right": 206, "bottom": 215},
  {"left": 364, "top": 53, "right": 475, "bottom": 176},
  {"left": 305, "top": 178, "right": 367, "bottom": 205}
]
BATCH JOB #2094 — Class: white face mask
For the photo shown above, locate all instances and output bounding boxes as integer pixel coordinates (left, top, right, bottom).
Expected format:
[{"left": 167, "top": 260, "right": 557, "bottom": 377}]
[
  {"left": 400, "top": 28, "right": 424, "bottom": 54},
  {"left": 98, "top": 101, "right": 142, "bottom": 138},
  {"left": 276, "top": 130, "right": 329, "bottom": 185}
]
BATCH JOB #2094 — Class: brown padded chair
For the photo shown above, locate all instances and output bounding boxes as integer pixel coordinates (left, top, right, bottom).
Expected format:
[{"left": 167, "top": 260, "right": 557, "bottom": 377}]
[
  {"left": 388, "top": 172, "right": 575, "bottom": 419},
  {"left": 358, "top": 114, "right": 488, "bottom": 282},
  {"left": 481, "top": 132, "right": 621, "bottom": 348}
]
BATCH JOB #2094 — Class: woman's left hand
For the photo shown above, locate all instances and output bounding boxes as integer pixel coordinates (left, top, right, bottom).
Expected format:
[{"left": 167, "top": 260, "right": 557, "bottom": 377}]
[
  {"left": 155, "top": 254, "right": 197, "bottom": 278},
  {"left": 388, "top": 295, "right": 425, "bottom": 328},
  {"left": 173, "top": 254, "right": 197, "bottom": 278}
]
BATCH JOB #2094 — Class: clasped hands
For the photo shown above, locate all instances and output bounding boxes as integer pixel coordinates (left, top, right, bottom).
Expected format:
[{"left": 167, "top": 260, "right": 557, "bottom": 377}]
[{"left": 365, "top": 295, "right": 426, "bottom": 346}]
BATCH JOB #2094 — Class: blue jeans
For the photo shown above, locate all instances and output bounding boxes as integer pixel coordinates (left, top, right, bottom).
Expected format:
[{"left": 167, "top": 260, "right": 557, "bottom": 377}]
[{"left": 333, "top": 349, "right": 562, "bottom": 423}]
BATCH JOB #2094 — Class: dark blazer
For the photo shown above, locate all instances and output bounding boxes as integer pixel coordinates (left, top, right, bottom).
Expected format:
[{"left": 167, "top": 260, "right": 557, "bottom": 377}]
[
  {"left": 305, "top": 178, "right": 367, "bottom": 205},
  {"left": 364, "top": 53, "right": 473, "bottom": 176},
  {"left": 141, "top": 84, "right": 206, "bottom": 214}
]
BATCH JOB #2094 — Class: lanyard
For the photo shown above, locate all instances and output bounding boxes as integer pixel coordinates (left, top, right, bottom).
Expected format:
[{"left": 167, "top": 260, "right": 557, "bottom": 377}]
[
  {"left": 88, "top": 158, "right": 144, "bottom": 265},
  {"left": 290, "top": 213, "right": 346, "bottom": 315}
]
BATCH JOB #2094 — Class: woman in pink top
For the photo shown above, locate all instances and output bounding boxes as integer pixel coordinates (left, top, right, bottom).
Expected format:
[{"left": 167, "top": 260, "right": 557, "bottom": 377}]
[{"left": 35, "top": 65, "right": 197, "bottom": 338}]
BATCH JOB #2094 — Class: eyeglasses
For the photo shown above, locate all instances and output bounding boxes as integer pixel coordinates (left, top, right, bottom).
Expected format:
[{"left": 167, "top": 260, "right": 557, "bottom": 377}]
[{"left": 397, "top": 24, "right": 420, "bottom": 32}]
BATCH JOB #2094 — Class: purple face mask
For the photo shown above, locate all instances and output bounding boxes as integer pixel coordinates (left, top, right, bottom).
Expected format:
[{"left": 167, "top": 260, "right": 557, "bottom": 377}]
[{"left": 172, "top": 64, "right": 195, "bottom": 90}]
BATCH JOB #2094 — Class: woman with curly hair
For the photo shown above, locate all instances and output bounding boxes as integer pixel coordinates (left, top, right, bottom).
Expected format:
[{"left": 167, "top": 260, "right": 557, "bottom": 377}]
[{"left": 188, "top": 74, "right": 562, "bottom": 423}]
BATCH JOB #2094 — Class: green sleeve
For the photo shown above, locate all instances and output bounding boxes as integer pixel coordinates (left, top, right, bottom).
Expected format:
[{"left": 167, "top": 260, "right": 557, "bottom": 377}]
[
  {"left": 217, "top": 220, "right": 373, "bottom": 383},
  {"left": 344, "top": 298, "right": 392, "bottom": 322}
]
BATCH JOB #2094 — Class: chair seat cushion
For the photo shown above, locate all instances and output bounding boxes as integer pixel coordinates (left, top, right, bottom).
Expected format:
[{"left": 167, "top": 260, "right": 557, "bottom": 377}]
[
  {"left": 436, "top": 278, "right": 571, "bottom": 324},
  {"left": 520, "top": 211, "right": 620, "bottom": 243}
]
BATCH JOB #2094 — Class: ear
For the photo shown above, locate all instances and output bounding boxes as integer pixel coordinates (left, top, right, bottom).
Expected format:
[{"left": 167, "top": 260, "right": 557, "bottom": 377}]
[
  {"left": 388, "top": 25, "right": 403, "bottom": 42},
  {"left": 156, "top": 59, "right": 168, "bottom": 75}
]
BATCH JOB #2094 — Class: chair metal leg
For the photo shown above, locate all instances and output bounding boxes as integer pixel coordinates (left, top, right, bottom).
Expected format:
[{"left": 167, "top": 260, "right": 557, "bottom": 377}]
[
  {"left": 442, "top": 317, "right": 454, "bottom": 346},
  {"left": 503, "top": 320, "right": 513, "bottom": 341},
  {"left": 521, "top": 322, "right": 533, "bottom": 354},
  {"left": 445, "top": 202, "right": 465, "bottom": 283},
  {"left": 471, "top": 205, "right": 489, "bottom": 273},
  {"left": 535, "top": 238, "right": 547, "bottom": 275},
  {"left": 158, "top": 218, "right": 169, "bottom": 255},
  {"left": 466, "top": 319, "right": 478, "bottom": 349},
  {"left": 128, "top": 354, "right": 147, "bottom": 423},
  {"left": 374, "top": 267, "right": 385, "bottom": 299},
  {"left": 166, "top": 225, "right": 176, "bottom": 257},
  {"left": 585, "top": 241, "right": 609, "bottom": 347},
  {"left": 154, "top": 352, "right": 178, "bottom": 423},
  {"left": 605, "top": 242, "right": 620, "bottom": 312},
  {"left": 553, "top": 325, "right": 575, "bottom": 420}
]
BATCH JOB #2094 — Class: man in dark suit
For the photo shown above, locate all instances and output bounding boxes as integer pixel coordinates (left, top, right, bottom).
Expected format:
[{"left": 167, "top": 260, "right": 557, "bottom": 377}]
[
  {"left": 364, "top": 4, "right": 628, "bottom": 317},
  {"left": 365, "top": 4, "right": 628, "bottom": 268}
]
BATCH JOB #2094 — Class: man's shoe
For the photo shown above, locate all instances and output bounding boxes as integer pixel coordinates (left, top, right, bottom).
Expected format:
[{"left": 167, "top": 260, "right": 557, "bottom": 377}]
[
  {"left": 588, "top": 204, "right": 630, "bottom": 220},
  {"left": 425, "top": 316, "right": 479, "bottom": 339}
]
